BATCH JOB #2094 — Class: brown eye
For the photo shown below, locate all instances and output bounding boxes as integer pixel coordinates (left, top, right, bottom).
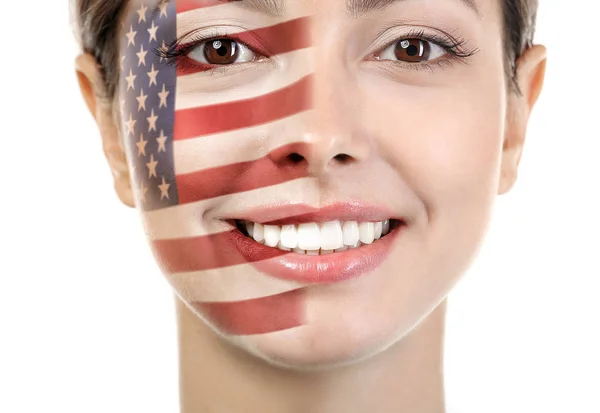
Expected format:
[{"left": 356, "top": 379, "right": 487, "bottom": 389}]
[
  {"left": 203, "top": 39, "right": 239, "bottom": 64},
  {"left": 188, "top": 38, "right": 259, "bottom": 65},
  {"left": 374, "top": 38, "right": 446, "bottom": 63},
  {"left": 395, "top": 39, "right": 431, "bottom": 62}
]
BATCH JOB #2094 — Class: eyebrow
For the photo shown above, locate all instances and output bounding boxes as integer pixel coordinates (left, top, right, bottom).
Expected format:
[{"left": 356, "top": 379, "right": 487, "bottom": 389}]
[
  {"left": 345, "top": 0, "right": 480, "bottom": 18},
  {"left": 152, "top": 0, "right": 285, "bottom": 18}
]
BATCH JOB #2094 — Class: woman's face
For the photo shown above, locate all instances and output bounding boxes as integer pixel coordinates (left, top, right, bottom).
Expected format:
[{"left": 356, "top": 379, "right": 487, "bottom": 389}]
[{"left": 116, "top": 0, "right": 509, "bottom": 368}]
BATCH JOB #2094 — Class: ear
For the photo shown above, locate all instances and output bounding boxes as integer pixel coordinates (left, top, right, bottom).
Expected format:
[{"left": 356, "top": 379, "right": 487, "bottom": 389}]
[
  {"left": 75, "top": 53, "right": 135, "bottom": 208},
  {"left": 498, "top": 44, "right": 547, "bottom": 195}
]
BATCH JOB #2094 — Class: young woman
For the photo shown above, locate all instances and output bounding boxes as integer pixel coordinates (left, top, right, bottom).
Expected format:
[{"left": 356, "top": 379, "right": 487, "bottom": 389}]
[{"left": 72, "top": 0, "right": 546, "bottom": 411}]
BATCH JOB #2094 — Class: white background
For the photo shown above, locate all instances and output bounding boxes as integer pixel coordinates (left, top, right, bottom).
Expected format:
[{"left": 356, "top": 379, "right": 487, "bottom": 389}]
[{"left": 0, "top": 1, "right": 599, "bottom": 412}]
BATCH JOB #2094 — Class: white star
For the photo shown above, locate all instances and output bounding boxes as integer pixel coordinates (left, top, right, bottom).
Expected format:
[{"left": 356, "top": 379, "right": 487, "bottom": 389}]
[
  {"left": 147, "top": 109, "right": 158, "bottom": 132},
  {"left": 158, "top": 83, "right": 170, "bottom": 109},
  {"left": 136, "top": 88, "right": 148, "bottom": 112},
  {"left": 136, "top": 134, "right": 148, "bottom": 156},
  {"left": 147, "top": 64, "right": 159, "bottom": 87},
  {"left": 126, "top": 25, "right": 137, "bottom": 47},
  {"left": 126, "top": 113, "right": 137, "bottom": 136},
  {"left": 137, "top": 44, "right": 148, "bottom": 67},
  {"left": 156, "top": 130, "right": 168, "bottom": 153},
  {"left": 147, "top": 21, "right": 159, "bottom": 43},
  {"left": 159, "top": 2, "right": 169, "bottom": 18},
  {"left": 125, "top": 69, "right": 136, "bottom": 91},
  {"left": 120, "top": 99, "right": 126, "bottom": 115},
  {"left": 158, "top": 176, "right": 171, "bottom": 200},
  {"left": 146, "top": 154, "right": 158, "bottom": 178},
  {"left": 137, "top": 4, "right": 148, "bottom": 23},
  {"left": 120, "top": 56, "right": 126, "bottom": 71}
]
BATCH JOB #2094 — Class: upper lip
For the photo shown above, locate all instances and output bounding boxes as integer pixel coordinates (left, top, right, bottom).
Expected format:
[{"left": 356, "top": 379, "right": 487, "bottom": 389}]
[{"left": 223, "top": 201, "right": 404, "bottom": 226}]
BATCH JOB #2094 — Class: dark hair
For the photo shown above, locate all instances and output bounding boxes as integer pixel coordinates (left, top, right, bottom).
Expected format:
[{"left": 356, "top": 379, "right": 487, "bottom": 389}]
[{"left": 71, "top": 0, "right": 538, "bottom": 101}]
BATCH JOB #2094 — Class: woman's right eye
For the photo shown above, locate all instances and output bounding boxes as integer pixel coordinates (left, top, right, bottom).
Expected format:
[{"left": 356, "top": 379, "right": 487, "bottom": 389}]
[{"left": 187, "top": 38, "right": 264, "bottom": 66}]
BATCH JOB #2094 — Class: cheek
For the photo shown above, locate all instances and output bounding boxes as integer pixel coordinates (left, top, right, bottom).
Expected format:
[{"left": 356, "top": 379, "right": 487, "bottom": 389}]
[
  {"left": 362, "top": 77, "right": 507, "bottom": 277},
  {"left": 367, "top": 82, "right": 506, "bottom": 213}
]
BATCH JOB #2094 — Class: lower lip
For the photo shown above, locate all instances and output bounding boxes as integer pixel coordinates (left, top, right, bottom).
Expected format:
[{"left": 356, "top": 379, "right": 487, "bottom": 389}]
[{"left": 224, "top": 222, "right": 406, "bottom": 284}]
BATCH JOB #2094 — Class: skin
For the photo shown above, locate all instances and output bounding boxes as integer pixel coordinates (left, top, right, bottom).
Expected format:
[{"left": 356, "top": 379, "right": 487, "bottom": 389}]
[{"left": 75, "top": 0, "right": 547, "bottom": 411}]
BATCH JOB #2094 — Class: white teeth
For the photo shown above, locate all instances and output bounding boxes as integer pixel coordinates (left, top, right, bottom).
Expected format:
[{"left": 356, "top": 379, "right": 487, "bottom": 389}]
[
  {"left": 374, "top": 221, "right": 383, "bottom": 240},
  {"left": 342, "top": 221, "right": 360, "bottom": 246},
  {"left": 264, "top": 225, "right": 280, "bottom": 247},
  {"left": 358, "top": 222, "right": 375, "bottom": 244},
  {"left": 244, "top": 219, "right": 393, "bottom": 253},
  {"left": 253, "top": 223, "right": 265, "bottom": 243},
  {"left": 280, "top": 225, "right": 299, "bottom": 249},
  {"left": 320, "top": 221, "right": 344, "bottom": 250},
  {"left": 297, "top": 222, "right": 321, "bottom": 250},
  {"left": 276, "top": 241, "right": 291, "bottom": 251}
]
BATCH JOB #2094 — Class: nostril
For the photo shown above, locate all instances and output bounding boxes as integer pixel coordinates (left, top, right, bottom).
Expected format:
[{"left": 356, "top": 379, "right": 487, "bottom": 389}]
[
  {"left": 334, "top": 153, "right": 352, "bottom": 163},
  {"left": 287, "top": 153, "right": 305, "bottom": 163}
]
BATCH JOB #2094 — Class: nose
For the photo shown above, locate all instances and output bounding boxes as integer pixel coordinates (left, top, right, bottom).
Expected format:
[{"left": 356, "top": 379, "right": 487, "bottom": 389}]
[{"left": 267, "top": 62, "right": 371, "bottom": 177}]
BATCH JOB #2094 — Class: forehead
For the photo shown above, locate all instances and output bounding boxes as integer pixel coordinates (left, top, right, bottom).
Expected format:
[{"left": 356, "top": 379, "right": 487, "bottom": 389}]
[{"left": 121, "top": 0, "right": 497, "bottom": 25}]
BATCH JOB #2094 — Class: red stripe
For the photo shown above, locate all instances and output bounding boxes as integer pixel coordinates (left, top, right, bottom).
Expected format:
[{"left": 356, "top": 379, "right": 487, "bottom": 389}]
[
  {"left": 174, "top": 75, "right": 313, "bottom": 140},
  {"left": 152, "top": 230, "right": 288, "bottom": 273},
  {"left": 175, "top": 142, "right": 309, "bottom": 204},
  {"left": 176, "top": 0, "right": 234, "bottom": 14},
  {"left": 177, "top": 17, "right": 312, "bottom": 76},
  {"left": 192, "top": 288, "right": 306, "bottom": 335}
]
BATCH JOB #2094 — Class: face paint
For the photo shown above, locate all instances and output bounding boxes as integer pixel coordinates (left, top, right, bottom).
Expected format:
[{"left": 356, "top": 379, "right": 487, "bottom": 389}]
[
  {"left": 175, "top": 17, "right": 312, "bottom": 76},
  {"left": 174, "top": 76, "right": 312, "bottom": 140},
  {"left": 193, "top": 289, "right": 306, "bottom": 335},
  {"left": 119, "top": 0, "right": 312, "bottom": 336},
  {"left": 174, "top": 0, "right": 234, "bottom": 14}
]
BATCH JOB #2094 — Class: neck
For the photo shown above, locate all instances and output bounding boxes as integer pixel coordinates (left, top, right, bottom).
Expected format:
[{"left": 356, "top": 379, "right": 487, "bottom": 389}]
[{"left": 176, "top": 297, "right": 447, "bottom": 413}]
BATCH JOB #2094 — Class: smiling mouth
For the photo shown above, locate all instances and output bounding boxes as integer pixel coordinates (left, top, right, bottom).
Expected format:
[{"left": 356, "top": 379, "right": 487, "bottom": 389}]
[{"left": 235, "top": 219, "right": 403, "bottom": 255}]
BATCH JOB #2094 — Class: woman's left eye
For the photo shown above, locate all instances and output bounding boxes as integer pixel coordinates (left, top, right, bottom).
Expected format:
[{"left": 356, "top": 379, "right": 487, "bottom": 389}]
[
  {"left": 374, "top": 38, "right": 446, "bottom": 63},
  {"left": 187, "top": 38, "right": 262, "bottom": 65}
]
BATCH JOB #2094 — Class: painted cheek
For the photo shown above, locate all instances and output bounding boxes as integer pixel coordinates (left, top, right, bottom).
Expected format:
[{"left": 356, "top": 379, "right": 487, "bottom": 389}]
[{"left": 119, "top": 0, "right": 314, "bottom": 336}]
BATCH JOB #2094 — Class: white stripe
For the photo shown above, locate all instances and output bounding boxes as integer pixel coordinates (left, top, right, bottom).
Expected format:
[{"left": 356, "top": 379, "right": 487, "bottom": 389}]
[
  {"left": 142, "top": 177, "right": 318, "bottom": 240},
  {"left": 173, "top": 111, "right": 311, "bottom": 174},
  {"left": 168, "top": 264, "right": 304, "bottom": 302},
  {"left": 176, "top": 4, "right": 310, "bottom": 39},
  {"left": 175, "top": 48, "right": 314, "bottom": 110}
]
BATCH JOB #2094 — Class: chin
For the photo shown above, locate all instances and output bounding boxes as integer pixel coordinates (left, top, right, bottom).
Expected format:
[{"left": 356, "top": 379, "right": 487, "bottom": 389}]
[{"left": 225, "top": 323, "right": 402, "bottom": 371}]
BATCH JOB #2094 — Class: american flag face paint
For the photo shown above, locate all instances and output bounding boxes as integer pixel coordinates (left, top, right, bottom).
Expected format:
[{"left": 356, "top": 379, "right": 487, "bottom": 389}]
[{"left": 118, "top": 0, "right": 316, "bottom": 337}]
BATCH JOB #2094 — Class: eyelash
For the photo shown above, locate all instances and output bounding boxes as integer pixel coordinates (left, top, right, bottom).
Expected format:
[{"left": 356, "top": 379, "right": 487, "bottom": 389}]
[
  {"left": 378, "top": 29, "right": 480, "bottom": 72},
  {"left": 155, "top": 28, "right": 479, "bottom": 75},
  {"left": 157, "top": 29, "right": 262, "bottom": 74}
]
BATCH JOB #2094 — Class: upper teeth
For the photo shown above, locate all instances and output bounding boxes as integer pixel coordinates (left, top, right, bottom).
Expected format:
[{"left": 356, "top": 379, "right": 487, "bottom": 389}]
[{"left": 242, "top": 220, "right": 391, "bottom": 253}]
